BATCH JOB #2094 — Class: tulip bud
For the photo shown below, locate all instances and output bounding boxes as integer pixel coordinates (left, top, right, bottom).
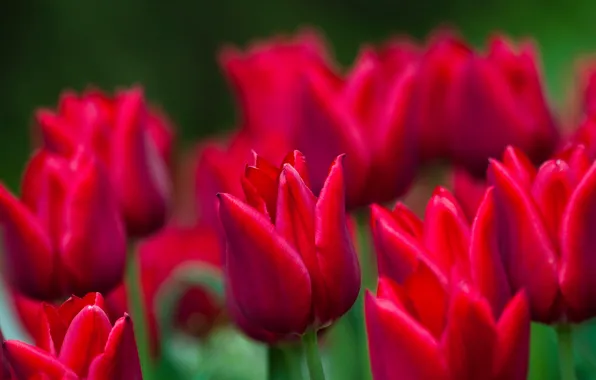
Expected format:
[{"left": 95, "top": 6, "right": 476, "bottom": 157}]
[
  {"left": 3, "top": 293, "right": 142, "bottom": 380},
  {"left": 0, "top": 148, "right": 126, "bottom": 300},
  {"left": 489, "top": 143, "right": 596, "bottom": 322},
  {"left": 35, "top": 87, "right": 173, "bottom": 237},
  {"left": 366, "top": 273, "right": 530, "bottom": 380},
  {"left": 218, "top": 152, "right": 360, "bottom": 337},
  {"left": 219, "top": 29, "right": 332, "bottom": 139}
]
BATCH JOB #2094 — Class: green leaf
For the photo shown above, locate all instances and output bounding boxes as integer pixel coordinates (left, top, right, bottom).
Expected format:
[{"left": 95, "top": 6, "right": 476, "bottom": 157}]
[{"left": 268, "top": 344, "right": 304, "bottom": 380}]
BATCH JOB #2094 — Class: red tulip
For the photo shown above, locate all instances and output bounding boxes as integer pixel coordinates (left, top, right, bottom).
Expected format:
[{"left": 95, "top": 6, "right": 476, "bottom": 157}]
[
  {"left": 407, "top": 32, "right": 558, "bottom": 176},
  {"left": 194, "top": 131, "right": 289, "bottom": 227},
  {"left": 3, "top": 293, "right": 141, "bottom": 380},
  {"left": 450, "top": 35, "right": 559, "bottom": 175},
  {"left": 35, "top": 87, "right": 173, "bottom": 237},
  {"left": 218, "top": 151, "right": 360, "bottom": 337},
  {"left": 0, "top": 330, "right": 15, "bottom": 380},
  {"left": 105, "top": 223, "right": 223, "bottom": 355},
  {"left": 371, "top": 186, "right": 511, "bottom": 317},
  {"left": 296, "top": 40, "right": 419, "bottom": 208},
  {"left": 406, "top": 32, "right": 470, "bottom": 162},
  {"left": 219, "top": 29, "right": 332, "bottom": 139},
  {"left": 489, "top": 144, "right": 596, "bottom": 322},
  {"left": 366, "top": 273, "right": 529, "bottom": 380},
  {"left": 0, "top": 148, "right": 126, "bottom": 300},
  {"left": 575, "top": 58, "right": 596, "bottom": 117}
]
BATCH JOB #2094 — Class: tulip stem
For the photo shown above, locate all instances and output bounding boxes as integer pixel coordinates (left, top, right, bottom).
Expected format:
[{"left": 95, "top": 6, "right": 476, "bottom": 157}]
[
  {"left": 126, "top": 244, "right": 153, "bottom": 380},
  {"left": 556, "top": 324, "right": 577, "bottom": 380},
  {"left": 302, "top": 330, "right": 326, "bottom": 380},
  {"left": 268, "top": 345, "right": 304, "bottom": 380}
]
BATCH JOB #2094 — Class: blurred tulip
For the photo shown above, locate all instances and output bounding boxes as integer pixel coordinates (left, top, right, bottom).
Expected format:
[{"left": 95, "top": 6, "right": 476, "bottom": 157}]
[
  {"left": 449, "top": 36, "right": 558, "bottom": 175},
  {"left": 371, "top": 186, "right": 511, "bottom": 317},
  {"left": 35, "top": 87, "right": 173, "bottom": 236},
  {"left": 296, "top": 40, "right": 419, "bottom": 208},
  {"left": 489, "top": 144, "right": 596, "bottom": 322},
  {"left": 406, "top": 32, "right": 470, "bottom": 162},
  {"left": 407, "top": 32, "right": 558, "bottom": 176},
  {"left": 105, "top": 223, "right": 223, "bottom": 356},
  {"left": 218, "top": 151, "right": 360, "bottom": 337},
  {"left": 0, "top": 148, "right": 126, "bottom": 300},
  {"left": 194, "top": 131, "right": 289, "bottom": 227},
  {"left": 366, "top": 273, "right": 529, "bottom": 380},
  {"left": 3, "top": 293, "right": 141, "bottom": 380},
  {"left": 219, "top": 29, "right": 333, "bottom": 139},
  {"left": 575, "top": 58, "right": 596, "bottom": 117}
]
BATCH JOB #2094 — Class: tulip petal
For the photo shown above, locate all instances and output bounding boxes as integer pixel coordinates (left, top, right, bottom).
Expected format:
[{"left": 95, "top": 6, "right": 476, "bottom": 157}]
[
  {"left": 245, "top": 165, "right": 278, "bottom": 218},
  {"left": 501, "top": 146, "right": 537, "bottom": 188},
  {"left": 494, "top": 291, "right": 530, "bottom": 380},
  {"left": 296, "top": 66, "right": 370, "bottom": 207},
  {"left": 404, "top": 262, "right": 448, "bottom": 338},
  {"left": 371, "top": 204, "right": 420, "bottom": 283},
  {"left": 58, "top": 305, "right": 112, "bottom": 378},
  {"left": 423, "top": 188, "right": 471, "bottom": 279},
  {"left": 560, "top": 161, "right": 596, "bottom": 321},
  {"left": 218, "top": 193, "right": 312, "bottom": 334},
  {"left": 441, "top": 287, "right": 498, "bottom": 380},
  {"left": 314, "top": 156, "right": 361, "bottom": 324},
  {"left": 532, "top": 160, "right": 574, "bottom": 249},
  {"left": 469, "top": 188, "right": 512, "bottom": 317},
  {"left": 87, "top": 315, "right": 142, "bottom": 380},
  {"left": 4, "top": 340, "right": 76, "bottom": 379},
  {"left": 60, "top": 152, "right": 127, "bottom": 297},
  {"left": 488, "top": 160, "right": 559, "bottom": 322},
  {"left": 365, "top": 292, "right": 448, "bottom": 380},
  {"left": 282, "top": 150, "right": 311, "bottom": 188},
  {"left": 112, "top": 87, "right": 170, "bottom": 236},
  {"left": 392, "top": 202, "right": 424, "bottom": 238},
  {"left": 36, "top": 110, "right": 78, "bottom": 157},
  {"left": 0, "top": 184, "right": 55, "bottom": 299}
]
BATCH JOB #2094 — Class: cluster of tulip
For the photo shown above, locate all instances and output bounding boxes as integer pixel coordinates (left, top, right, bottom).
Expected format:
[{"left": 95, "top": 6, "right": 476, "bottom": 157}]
[{"left": 1, "top": 27, "right": 596, "bottom": 380}]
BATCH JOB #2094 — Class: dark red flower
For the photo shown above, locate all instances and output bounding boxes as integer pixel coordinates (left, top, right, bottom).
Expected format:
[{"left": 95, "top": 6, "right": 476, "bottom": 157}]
[
  {"left": 218, "top": 151, "right": 360, "bottom": 337},
  {"left": 219, "top": 29, "right": 333, "bottom": 139},
  {"left": 105, "top": 223, "right": 223, "bottom": 355},
  {"left": 366, "top": 273, "right": 529, "bottom": 380},
  {"left": 0, "top": 148, "right": 126, "bottom": 300},
  {"left": 296, "top": 40, "right": 419, "bottom": 208},
  {"left": 489, "top": 144, "right": 596, "bottom": 322},
  {"left": 35, "top": 87, "right": 174, "bottom": 237},
  {"left": 371, "top": 186, "right": 511, "bottom": 317},
  {"left": 407, "top": 32, "right": 559, "bottom": 176},
  {"left": 3, "top": 293, "right": 141, "bottom": 380}
]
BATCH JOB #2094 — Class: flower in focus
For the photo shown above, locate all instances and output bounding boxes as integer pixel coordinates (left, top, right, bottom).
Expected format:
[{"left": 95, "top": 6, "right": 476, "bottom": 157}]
[
  {"left": 0, "top": 148, "right": 126, "bottom": 300},
  {"left": 35, "top": 87, "right": 174, "bottom": 236},
  {"left": 219, "top": 29, "right": 332, "bottom": 139},
  {"left": 296, "top": 40, "right": 419, "bottom": 208},
  {"left": 3, "top": 293, "right": 141, "bottom": 380},
  {"left": 371, "top": 186, "right": 511, "bottom": 316},
  {"left": 218, "top": 151, "right": 360, "bottom": 337},
  {"left": 105, "top": 223, "right": 223, "bottom": 355},
  {"left": 366, "top": 274, "right": 529, "bottom": 380},
  {"left": 489, "top": 144, "right": 596, "bottom": 322}
]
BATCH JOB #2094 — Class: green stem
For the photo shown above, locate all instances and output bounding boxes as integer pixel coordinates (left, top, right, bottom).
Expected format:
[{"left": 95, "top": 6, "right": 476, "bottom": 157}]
[
  {"left": 126, "top": 245, "right": 153, "bottom": 380},
  {"left": 268, "top": 345, "right": 303, "bottom": 380},
  {"left": 556, "top": 324, "right": 577, "bottom": 380},
  {"left": 302, "top": 331, "right": 326, "bottom": 380}
]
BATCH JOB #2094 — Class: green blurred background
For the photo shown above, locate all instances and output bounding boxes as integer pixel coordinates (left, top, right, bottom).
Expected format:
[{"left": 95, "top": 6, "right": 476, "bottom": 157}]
[
  {"left": 2, "top": 0, "right": 596, "bottom": 191},
  {"left": 1, "top": 1, "right": 596, "bottom": 376}
]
